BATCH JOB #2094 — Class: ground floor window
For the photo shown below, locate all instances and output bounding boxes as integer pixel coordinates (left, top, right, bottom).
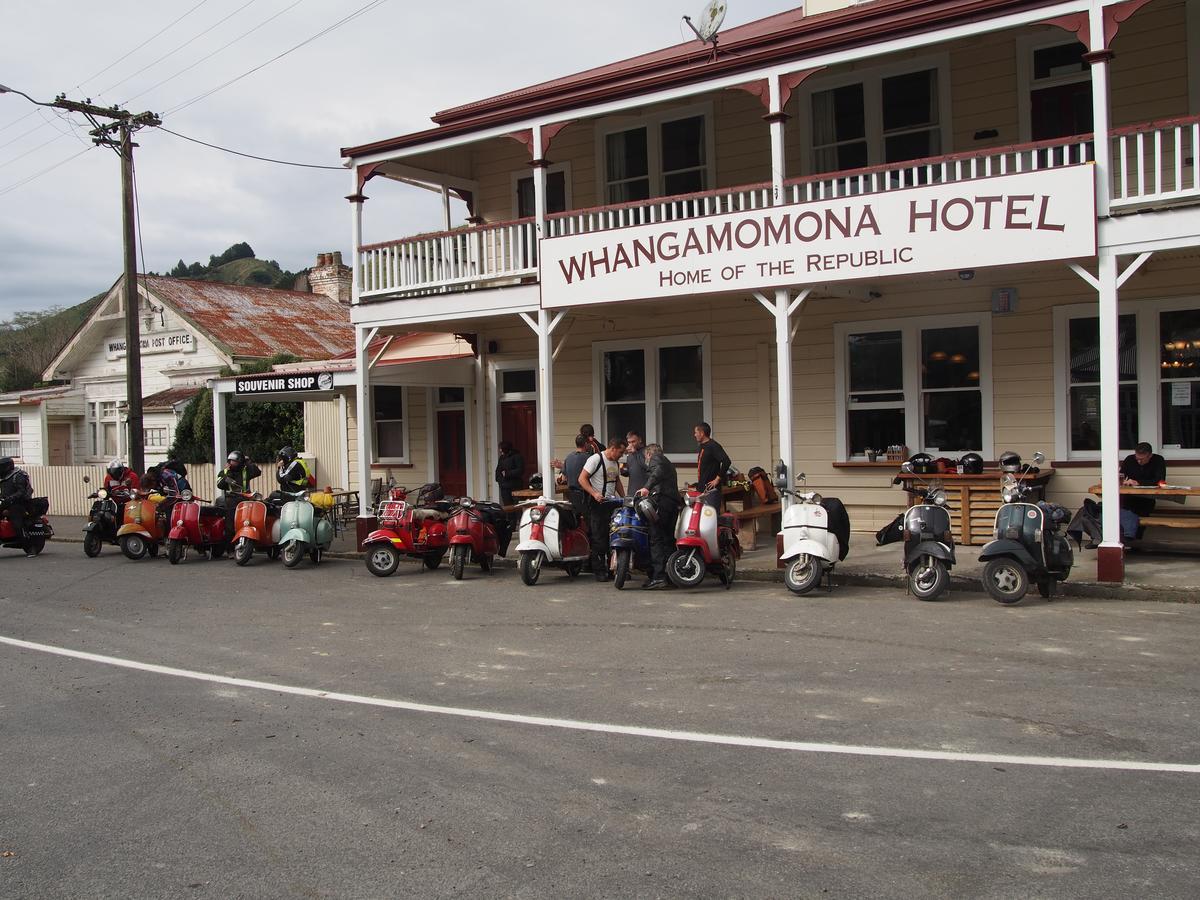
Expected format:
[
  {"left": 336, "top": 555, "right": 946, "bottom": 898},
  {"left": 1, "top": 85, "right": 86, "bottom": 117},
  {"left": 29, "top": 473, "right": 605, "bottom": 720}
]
[
  {"left": 1055, "top": 300, "right": 1200, "bottom": 459},
  {"left": 0, "top": 415, "right": 18, "bottom": 457},
  {"left": 372, "top": 385, "right": 408, "bottom": 463},
  {"left": 836, "top": 313, "right": 991, "bottom": 460},
  {"left": 144, "top": 427, "right": 169, "bottom": 450},
  {"left": 87, "top": 400, "right": 120, "bottom": 459},
  {"left": 594, "top": 336, "right": 709, "bottom": 460}
]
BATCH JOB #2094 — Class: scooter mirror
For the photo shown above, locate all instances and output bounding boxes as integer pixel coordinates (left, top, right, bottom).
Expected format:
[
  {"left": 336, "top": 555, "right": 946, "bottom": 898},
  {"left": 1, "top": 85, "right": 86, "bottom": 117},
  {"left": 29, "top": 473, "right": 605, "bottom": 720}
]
[
  {"left": 899, "top": 462, "right": 913, "bottom": 473},
  {"left": 1032, "top": 451, "right": 1046, "bottom": 465}
]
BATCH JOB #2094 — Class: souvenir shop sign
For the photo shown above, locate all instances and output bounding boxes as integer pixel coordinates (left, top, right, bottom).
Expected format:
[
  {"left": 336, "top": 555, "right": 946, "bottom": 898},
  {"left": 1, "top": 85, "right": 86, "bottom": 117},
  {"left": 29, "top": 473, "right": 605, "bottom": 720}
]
[
  {"left": 540, "top": 166, "right": 1097, "bottom": 308},
  {"left": 234, "top": 372, "right": 335, "bottom": 395}
]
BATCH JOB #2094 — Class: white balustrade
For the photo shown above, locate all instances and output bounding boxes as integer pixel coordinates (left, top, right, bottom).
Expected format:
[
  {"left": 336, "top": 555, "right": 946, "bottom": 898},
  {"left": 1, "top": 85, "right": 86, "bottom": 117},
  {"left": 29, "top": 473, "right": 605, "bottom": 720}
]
[
  {"left": 546, "top": 184, "right": 775, "bottom": 238},
  {"left": 1111, "top": 117, "right": 1200, "bottom": 207}
]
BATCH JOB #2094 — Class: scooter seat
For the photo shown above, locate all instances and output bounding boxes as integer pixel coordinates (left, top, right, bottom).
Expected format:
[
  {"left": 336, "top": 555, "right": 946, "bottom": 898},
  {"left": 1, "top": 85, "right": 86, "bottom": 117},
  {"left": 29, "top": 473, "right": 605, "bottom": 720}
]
[
  {"left": 718, "top": 514, "right": 738, "bottom": 530},
  {"left": 413, "top": 507, "right": 449, "bottom": 522},
  {"left": 200, "top": 505, "right": 223, "bottom": 517}
]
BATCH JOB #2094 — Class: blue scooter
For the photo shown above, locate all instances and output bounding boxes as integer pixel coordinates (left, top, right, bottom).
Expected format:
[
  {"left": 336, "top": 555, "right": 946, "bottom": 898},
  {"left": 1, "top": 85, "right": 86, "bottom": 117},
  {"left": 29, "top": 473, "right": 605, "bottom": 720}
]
[{"left": 609, "top": 497, "right": 653, "bottom": 590}]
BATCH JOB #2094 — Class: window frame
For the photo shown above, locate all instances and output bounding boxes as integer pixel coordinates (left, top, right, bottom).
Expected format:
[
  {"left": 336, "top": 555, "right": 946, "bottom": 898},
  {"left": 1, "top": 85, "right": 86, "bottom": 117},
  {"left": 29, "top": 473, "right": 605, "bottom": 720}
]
[
  {"left": 799, "top": 54, "right": 952, "bottom": 175},
  {"left": 86, "top": 399, "right": 122, "bottom": 460},
  {"left": 510, "top": 161, "right": 573, "bottom": 219},
  {"left": 371, "top": 383, "right": 409, "bottom": 465},
  {"left": 1016, "top": 33, "right": 1092, "bottom": 142},
  {"left": 0, "top": 414, "right": 19, "bottom": 458},
  {"left": 834, "top": 312, "right": 993, "bottom": 461},
  {"left": 591, "top": 334, "right": 712, "bottom": 463},
  {"left": 594, "top": 101, "right": 716, "bottom": 204},
  {"left": 143, "top": 426, "right": 170, "bottom": 450},
  {"left": 1053, "top": 297, "right": 1200, "bottom": 460}
]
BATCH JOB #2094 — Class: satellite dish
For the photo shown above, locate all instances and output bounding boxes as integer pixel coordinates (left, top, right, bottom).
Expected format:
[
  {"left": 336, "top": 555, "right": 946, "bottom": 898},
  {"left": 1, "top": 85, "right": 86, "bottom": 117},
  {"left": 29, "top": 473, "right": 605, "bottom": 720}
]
[{"left": 684, "top": 0, "right": 728, "bottom": 45}]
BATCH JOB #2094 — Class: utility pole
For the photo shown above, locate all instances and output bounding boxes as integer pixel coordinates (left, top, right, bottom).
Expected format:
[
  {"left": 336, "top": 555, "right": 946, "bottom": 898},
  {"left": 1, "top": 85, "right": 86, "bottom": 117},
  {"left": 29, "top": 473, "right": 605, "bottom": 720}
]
[{"left": 47, "top": 96, "right": 160, "bottom": 474}]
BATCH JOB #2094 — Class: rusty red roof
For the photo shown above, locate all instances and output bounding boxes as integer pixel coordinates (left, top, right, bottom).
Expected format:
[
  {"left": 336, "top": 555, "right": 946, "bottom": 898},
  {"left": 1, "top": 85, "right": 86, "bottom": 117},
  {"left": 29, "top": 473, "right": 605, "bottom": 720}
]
[
  {"left": 142, "top": 386, "right": 203, "bottom": 411},
  {"left": 144, "top": 276, "right": 353, "bottom": 360},
  {"left": 342, "top": 0, "right": 1060, "bottom": 159}
]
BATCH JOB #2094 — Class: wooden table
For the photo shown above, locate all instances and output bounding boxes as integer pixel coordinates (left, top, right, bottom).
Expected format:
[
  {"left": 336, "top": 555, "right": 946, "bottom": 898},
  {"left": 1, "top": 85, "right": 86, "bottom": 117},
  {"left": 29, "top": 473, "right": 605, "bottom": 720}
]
[
  {"left": 1087, "top": 483, "right": 1200, "bottom": 529},
  {"left": 897, "top": 469, "right": 1055, "bottom": 546}
]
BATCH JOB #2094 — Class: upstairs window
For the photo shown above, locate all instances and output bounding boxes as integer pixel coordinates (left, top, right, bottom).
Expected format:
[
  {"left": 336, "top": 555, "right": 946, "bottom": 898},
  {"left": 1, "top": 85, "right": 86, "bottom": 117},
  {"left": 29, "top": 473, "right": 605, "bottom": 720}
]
[
  {"left": 1029, "top": 42, "right": 1092, "bottom": 141},
  {"left": 515, "top": 168, "right": 568, "bottom": 219},
  {"left": 600, "top": 107, "right": 711, "bottom": 204}
]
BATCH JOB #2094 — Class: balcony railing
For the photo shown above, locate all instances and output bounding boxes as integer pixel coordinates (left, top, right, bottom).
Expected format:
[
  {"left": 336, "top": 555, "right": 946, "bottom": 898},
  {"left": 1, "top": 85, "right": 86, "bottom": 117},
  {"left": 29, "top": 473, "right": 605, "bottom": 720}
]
[{"left": 357, "top": 116, "right": 1200, "bottom": 300}]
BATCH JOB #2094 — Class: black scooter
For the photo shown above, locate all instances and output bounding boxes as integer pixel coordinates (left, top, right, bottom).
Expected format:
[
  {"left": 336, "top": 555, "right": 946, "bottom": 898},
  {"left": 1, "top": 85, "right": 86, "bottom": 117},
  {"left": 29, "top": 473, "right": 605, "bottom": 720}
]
[
  {"left": 82, "top": 475, "right": 128, "bottom": 558},
  {"left": 978, "top": 452, "right": 1073, "bottom": 604},
  {"left": 898, "top": 463, "right": 955, "bottom": 600}
]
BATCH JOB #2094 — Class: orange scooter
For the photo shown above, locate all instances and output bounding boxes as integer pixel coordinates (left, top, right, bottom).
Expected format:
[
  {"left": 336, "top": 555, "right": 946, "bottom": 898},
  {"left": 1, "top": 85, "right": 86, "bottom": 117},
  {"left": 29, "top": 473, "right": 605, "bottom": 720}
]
[
  {"left": 229, "top": 491, "right": 281, "bottom": 566},
  {"left": 116, "top": 489, "right": 167, "bottom": 560}
]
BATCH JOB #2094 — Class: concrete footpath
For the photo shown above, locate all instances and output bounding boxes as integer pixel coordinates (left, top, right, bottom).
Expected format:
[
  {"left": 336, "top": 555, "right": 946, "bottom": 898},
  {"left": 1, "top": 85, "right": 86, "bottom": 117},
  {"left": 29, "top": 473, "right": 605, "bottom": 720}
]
[{"left": 47, "top": 515, "right": 1200, "bottom": 602}]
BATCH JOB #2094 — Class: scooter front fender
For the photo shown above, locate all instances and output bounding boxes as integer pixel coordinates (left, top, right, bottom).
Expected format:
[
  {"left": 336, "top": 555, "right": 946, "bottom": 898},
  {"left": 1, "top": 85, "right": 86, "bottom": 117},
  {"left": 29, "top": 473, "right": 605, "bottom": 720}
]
[
  {"left": 281, "top": 527, "right": 311, "bottom": 546},
  {"left": 674, "top": 536, "right": 715, "bottom": 565},
  {"left": 978, "top": 539, "right": 1037, "bottom": 569},
  {"left": 779, "top": 536, "right": 835, "bottom": 564},
  {"left": 116, "top": 523, "right": 152, "bottom": 539},
  {"left": 515, "top": 538, "right": 552, "bottom": 558},
  {"left": 448, "top": 533, "right": 478, "bottom": 548},
  {"left": 234, "top": 525, "right": 263, "bottom": 545},
  {"left": 168, "top": 523, "right": 189, "bottom": 542},
  {"left": 905, "top": 540, "right": 956, "bottom": 568}
]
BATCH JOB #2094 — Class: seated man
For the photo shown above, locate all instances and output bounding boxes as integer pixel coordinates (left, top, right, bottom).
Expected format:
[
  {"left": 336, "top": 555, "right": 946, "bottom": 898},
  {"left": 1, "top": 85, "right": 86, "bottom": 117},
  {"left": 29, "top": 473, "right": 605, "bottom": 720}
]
[{"left": 1119, "top": 441, "right": 1167, "bottom": 542}]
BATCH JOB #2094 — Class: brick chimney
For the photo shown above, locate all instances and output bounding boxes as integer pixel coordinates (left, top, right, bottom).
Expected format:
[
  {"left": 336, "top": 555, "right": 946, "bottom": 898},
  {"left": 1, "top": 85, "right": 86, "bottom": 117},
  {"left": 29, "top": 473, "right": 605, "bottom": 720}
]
[{"left": 307, "top": 250, "right": 352, "bottom": 305}]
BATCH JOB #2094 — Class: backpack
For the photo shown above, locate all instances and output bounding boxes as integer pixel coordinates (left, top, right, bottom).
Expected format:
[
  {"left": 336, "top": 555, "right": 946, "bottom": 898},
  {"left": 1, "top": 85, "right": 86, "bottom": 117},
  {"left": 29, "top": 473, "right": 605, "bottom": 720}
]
[
  {"left": 875, "top": 513, "right": 904, "bottom": 546},
  {"left": 747, "top": 466, "right": 778, "bottom": 504},
  {"left": 299, "top": 457, "right": 317, "bottom": 488}
]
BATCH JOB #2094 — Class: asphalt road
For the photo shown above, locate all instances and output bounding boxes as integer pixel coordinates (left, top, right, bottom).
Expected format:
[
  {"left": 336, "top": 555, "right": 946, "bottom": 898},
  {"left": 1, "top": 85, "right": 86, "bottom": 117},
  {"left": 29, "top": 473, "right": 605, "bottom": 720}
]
[{"left": 2, "top": 545, "right": 1199, "bottom": 898}]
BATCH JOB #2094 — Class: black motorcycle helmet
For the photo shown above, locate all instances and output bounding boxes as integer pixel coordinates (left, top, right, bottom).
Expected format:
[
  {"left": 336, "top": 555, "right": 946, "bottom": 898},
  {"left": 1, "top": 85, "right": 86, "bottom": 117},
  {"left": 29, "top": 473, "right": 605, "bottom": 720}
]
[
  {"left": 277, "top": 445, "right": 297, "bottom": 464},
  {"left": 528, "top": 473, "right": 543, "bottom": 491},
  {"left": 908, "top": 452, "right": 937, "bottom": 475},
  {"left": 999, "top": 451, "right": 1022, "bottom": 473},
  {"left": 107, "top": 459, "right": 127, "bottom": 480},
  {"left": 634, "top": 495, "right": 659, "bottom": 524},
  {"left": 226, "top": 450, "right": 245, "bottom": 470},
  {"left": 0, "top": 457, "right": 13, "bottom": 479},
  {"left": 959, "top": 452, "right": 984, "bottom": 475}
]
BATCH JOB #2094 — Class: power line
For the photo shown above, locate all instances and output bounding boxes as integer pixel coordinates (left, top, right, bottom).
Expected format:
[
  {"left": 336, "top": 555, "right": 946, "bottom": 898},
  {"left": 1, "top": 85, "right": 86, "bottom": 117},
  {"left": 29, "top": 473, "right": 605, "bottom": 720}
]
[
  {"left": 75, "top": 0, "right": 214, "bottom": 91},
  {"left": 123, "top": 0, "right": 306, "bottom": 108},
  {"left": 0, "top": 131, "right": 71, "bottom": 171},
  {"left": 102, "top": 0, "right": 264, "bottom": 100},
  {"left": 156, "top": 125, "right": 344, "bottom": 170},
  {"left": 0, "top": 145, "right": 94, "bottom": 198},
  {"left": 165, "top": 0, "right": 390, "bottom": 116}
]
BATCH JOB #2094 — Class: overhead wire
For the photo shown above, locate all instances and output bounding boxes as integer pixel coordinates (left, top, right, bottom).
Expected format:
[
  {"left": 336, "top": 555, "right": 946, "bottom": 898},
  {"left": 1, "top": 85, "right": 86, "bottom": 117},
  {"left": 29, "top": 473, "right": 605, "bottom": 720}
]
[
  {"left": 155, "top": 125, "right": 344, "bottom": 170},
  {"left": 0, "top": 145, "right": 95, "bottom": 198},
  {"left": 74, "top": 0, "right": 214, "bottom": 91},
  {"left": 165, "top": 0, "right": 390, "bottom": 116}
]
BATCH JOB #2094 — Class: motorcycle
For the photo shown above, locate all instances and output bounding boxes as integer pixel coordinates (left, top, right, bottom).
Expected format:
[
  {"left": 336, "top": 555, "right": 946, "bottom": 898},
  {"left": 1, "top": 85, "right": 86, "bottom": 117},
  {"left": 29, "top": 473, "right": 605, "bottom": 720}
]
[
  {"left": 979, "top": 451, "right": 1074, "bottom": 604},
  {"left": 82, "top": 476, "right": 131, "bottom": 558},
  {"left": 666, "top": 487, "right": 741, "bottom": 589},
  {"left": 116, "top": 490, "right": 166, "bottom": 560},
  {"left": 0, "top": 496, "right": 52, "bottom": 556},
  {"left": 362, "top": 484, "right": 451, "bottom": 577},
  {"left": 166, "top": 489, "right": 229, "bottom": 564},
  {"left": 277, "top": 489, "right": 335, "bottom": 568},
  {"left": 778, "top": 474, "right": 850, "bottom": 595},
  {"left": 515, "top": 496, "right": 591, "bottom": 585},
  {"left": 897, "top": 465, "right": 955, "bottom": 600},
  {"left": 446, "top": 497, "right": 510, "bottom": 580},
  {"left": 228, "top": 491, "right": 281, "bottom": 566},
  {"left": 609, "top": 496, "right": 653, "bottom": 590}
]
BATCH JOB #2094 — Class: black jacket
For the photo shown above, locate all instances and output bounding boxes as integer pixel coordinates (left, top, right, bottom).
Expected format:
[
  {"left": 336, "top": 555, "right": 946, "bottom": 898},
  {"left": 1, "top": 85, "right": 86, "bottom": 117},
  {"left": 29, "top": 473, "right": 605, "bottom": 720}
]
[
  {"left": 0, "top": 468, "right": 33, "bottom": 506},
  {"left": 644, "top": 454, "right": 679, "bottom": 507},
  {"left": 277, "top": 459, "right": 308, "bottom": 493},
  {"left": 696, "top": 439, "right": 731, "bottom": 489},
  {"left": 495, "top": 450, "right": 524, "bottom": 489},
  {"left": 218, "top": 462, "right": 263, "bottom": 493}
]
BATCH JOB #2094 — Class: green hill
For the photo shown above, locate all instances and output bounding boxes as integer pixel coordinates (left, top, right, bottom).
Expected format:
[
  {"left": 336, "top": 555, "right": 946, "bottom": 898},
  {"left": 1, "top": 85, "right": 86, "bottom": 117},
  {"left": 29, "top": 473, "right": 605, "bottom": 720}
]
[{"left": 0, "top": 295, "right": 102, "bottom": 392}]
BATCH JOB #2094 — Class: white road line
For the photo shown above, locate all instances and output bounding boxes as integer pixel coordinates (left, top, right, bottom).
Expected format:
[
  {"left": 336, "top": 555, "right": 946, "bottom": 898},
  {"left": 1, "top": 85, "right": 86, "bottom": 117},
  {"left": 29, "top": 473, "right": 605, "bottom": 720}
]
[{"left": 4, "top": 633, "right": 1198, "bottom": 775}]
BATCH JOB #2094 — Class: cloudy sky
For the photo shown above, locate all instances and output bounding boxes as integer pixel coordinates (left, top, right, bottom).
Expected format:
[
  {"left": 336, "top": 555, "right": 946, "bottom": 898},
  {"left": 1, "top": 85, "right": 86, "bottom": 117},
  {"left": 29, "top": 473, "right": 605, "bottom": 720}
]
[{"left": 0, "top": 0, "right": 795, "bottom": 319}]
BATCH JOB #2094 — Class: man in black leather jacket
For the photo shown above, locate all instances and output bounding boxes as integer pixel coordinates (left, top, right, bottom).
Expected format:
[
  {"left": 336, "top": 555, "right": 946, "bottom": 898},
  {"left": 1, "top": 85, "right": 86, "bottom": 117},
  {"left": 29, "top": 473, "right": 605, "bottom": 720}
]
[
  {"left": 638, "top": 443, "right": 680, "bottom": 590},
  {"left": 0, "top": 456, "right": 34, "bottom": 536}
]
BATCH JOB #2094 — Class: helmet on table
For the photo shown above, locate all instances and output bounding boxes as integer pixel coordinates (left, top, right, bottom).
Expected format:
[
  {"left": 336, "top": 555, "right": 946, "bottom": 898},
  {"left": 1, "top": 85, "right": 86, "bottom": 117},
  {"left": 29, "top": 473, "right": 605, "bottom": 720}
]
[
  {"left": 528, "top": 473, "right": 543, "bottom": 491},
  {"left": 959, "top": 452, "right": 984, "bottom": 475},
  {"left": 999, "top": 451, "right": 1022, "bottom": 473}
]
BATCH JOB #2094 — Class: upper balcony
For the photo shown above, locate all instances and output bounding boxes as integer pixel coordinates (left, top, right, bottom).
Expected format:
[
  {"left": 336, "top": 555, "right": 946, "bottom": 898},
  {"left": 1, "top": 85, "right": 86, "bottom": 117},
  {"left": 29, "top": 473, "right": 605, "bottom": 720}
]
[{"left": 356, "top": 114, "right": 1199, "bottom": 302}]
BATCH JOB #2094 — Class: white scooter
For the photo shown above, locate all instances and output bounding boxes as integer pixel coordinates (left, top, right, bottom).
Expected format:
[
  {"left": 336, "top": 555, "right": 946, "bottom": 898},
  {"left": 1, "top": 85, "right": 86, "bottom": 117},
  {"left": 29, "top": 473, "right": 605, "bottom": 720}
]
[
  {"left": 778, "top": 474, "right": 850, "bottom": 594},
  {"left": 515, "top": 497, "right": 591, "bottom": 585}
]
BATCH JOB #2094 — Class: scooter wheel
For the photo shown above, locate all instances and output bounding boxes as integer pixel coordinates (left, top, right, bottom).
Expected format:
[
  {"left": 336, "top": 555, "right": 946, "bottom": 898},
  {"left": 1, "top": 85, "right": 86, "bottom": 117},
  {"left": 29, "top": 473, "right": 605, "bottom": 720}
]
[
  {"left": 666, "top": 549, "right": 706, "bottom": 589},
  {"left": 479, "top": 554, "right": 493, "bottom": 573},
  {"left": 719, "top": 547, "right": 737, "bottom": 589},
  {"left": 24, "top": 537, "right": 46, "bottom": 557},
  {"left": 564, "top": 561, "right": 583, "bottom": 579},
  {"left": 234, "top": 538, "right": 254, "bottom": 567},
  {"left": 909, "top": 558, "right": 949, "bottom": 601},
  {"left": 983, "top": 558, "right": 1029, "bottom": 605},
  {"left": 120, "top": 534, "right": 147, "bottom": 560},
  {"left": 167, "top": 539, "right": 185, "bottom": 565},
  {"left": 282, "top": 541, "right": 306, "bottom": 569},
  {"left": 518, "top": 550, "right": 543, "bottom": 586},
  {"left": 83, "top": 531, "right": 103, "bottom": 558},
  {"left": 423, "top": 552, "right": 444, "bottom": 571},
  {"left": 450, "top": 545, "right": 467, "bottom": 580},
  {"left": 783, "top": 555, "right": 822, "bottom": 595},
  {"left": 365, "top": 544, "right": 399, "bottom": 577},
  {"left": 613, "top": 549, "right": 631, "bottom": 590},
  {"left": 309, "top": 547, "right": 322, "bottom": 566}
]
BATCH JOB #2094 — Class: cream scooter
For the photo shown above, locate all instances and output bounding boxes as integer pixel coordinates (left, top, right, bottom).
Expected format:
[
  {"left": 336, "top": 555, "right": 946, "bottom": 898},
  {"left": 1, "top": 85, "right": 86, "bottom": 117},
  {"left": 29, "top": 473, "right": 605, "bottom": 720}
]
[{"left": 778, "top": 473, "right": 850, "bottom": 594}]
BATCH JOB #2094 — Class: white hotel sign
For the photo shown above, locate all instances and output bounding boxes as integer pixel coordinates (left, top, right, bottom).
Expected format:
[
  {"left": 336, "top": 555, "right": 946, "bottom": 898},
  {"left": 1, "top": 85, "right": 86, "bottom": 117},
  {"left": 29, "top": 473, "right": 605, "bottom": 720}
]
[{"left": 541, "top": 166, "right": 1097, "bottom": 307}]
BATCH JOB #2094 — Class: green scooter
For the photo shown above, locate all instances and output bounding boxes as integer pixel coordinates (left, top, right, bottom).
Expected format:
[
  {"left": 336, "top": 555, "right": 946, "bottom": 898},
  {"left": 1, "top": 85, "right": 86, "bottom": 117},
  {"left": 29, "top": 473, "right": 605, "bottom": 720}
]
[{"left": 277, "top": 490, "right": 334, "bottom": 568}]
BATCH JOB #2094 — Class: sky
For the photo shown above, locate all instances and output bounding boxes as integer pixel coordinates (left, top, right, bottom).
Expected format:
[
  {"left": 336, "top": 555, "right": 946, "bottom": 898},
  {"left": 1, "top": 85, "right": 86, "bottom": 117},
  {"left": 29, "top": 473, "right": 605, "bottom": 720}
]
[{"left": 0, "top": 0, "right": 797, "bottom": 319}]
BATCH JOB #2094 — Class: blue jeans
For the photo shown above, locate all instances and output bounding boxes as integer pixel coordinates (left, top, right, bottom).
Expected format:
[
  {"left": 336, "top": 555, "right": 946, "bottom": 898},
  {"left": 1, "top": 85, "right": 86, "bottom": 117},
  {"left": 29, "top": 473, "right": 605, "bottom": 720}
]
[{"left": 1120, "top": 508, "right": 1140, "bottom": 540}]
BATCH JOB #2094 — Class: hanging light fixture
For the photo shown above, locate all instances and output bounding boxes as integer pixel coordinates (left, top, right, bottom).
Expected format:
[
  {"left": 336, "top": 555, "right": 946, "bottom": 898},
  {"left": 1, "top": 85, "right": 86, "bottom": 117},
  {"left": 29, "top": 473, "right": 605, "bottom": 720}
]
[
  {"left": 950, "top": 353, "right": 967, "bottom": 364},
  {"left": 929, "top": 350, "right": 948, "bottom": 361}
]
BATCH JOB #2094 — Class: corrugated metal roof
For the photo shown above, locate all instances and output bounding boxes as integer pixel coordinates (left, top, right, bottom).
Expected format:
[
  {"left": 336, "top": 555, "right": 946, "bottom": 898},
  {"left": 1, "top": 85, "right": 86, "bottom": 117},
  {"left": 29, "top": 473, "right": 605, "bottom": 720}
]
[
  {"left": 142, "top": 386, "right": 203, "bottom": 411},
  {"left": 144, "top": 276, "right": 353, "bottom": 360}
]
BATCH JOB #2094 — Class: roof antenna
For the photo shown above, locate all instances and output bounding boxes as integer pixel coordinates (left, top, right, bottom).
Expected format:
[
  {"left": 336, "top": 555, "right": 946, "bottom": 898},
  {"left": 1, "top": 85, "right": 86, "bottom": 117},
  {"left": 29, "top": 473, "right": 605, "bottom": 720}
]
[{"left": 683, "top": 0, "right": 728, "bottom": 61}]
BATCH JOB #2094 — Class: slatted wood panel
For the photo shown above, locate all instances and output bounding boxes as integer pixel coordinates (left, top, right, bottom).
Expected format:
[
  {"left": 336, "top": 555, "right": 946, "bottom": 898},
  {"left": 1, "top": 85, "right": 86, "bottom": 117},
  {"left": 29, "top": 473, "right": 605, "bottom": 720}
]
[{"left": 903, "top": 472, "right": 1054, "bottom": 546}]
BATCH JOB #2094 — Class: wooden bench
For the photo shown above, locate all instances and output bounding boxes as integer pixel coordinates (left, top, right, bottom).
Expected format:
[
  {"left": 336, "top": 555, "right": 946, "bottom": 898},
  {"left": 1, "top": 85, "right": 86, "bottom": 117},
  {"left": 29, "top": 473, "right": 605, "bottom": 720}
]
[
  {"left": 733, "top": 502, "right": 781, "bottom": 551},
  {"left": 1139, "top": 509, "right": 1200, "bottom": 529}
]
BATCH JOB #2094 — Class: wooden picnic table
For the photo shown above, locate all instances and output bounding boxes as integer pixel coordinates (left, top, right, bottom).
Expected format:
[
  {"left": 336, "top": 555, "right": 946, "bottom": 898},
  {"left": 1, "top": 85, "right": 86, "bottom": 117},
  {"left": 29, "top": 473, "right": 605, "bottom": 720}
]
[{"left": 1088, "top": 483, "right": 1200, "bottom": 530}]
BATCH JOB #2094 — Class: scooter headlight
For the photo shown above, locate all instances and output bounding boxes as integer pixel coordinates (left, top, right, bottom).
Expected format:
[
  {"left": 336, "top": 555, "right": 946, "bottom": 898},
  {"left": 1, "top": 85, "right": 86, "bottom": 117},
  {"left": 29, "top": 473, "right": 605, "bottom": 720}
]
[
  {"left": 180, "top": 489, "right": 193, "bottom": 501},
  {"left": 460, "top": 498, "right": 474, "bottom": 508},
  {"left": 529, "top": 508, "right": 544, "bottom": 523},
  {"left": 930, "top": 489, "right": 947, "bottom": 506},
  {"left": 1001, "top": 486, "right": 1019, "bottom": 503},
  {"left": 97, "top": 488, "right": 109, "bottom": 499}
]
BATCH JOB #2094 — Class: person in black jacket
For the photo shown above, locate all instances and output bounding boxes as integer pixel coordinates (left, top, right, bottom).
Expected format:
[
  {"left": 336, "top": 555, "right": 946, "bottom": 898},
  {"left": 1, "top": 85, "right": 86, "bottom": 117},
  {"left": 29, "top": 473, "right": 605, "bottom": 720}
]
[
  {"left": 637, "top": 443, "right": 680, "bottom": 590},
  {"left": 495, "top": 441, "right": 525, "bottom": 506},
  {"left": 1118, "top": 441, "right": 1168, "bottom": 540},
  {"left": 216, "top": 450, "right": 263, "bottom": 539},
  {"left": 693, "top": 422, "right": 731, "bottom": 510},
  {"left": 0, "top": 457, "right": 34, "bottom": 540}
]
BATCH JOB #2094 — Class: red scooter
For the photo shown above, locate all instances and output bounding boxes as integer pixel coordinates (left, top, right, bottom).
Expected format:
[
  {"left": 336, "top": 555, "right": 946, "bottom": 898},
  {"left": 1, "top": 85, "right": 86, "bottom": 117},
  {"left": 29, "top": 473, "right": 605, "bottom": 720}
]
[
  {"left": 166, "top": 489, "right": 229, "bottom": 564},
  {"left": 446, "top": 497, "right": 512, "bottom": 580},
  {"left": 666, "top": 487, "right": 741, "bottom": 589},
  {"left": 363, "top": 484, "right": 451, "bottom": 577},
  {"left": 228, "top": 491, "right": 281, "bottom": 566},
  {"left": 0, "top": 497, "right": 52, "bottom": 557}
]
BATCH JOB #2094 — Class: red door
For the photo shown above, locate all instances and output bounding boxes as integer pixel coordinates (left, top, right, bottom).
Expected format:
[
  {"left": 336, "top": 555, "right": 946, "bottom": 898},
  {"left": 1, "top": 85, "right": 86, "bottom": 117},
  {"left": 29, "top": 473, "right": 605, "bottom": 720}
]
[
  {"left": 500, "top": 400, "right": 537, "bottom": 486},
  {"left": 437, "top": 409, "right": 468, "bottom": 498}
]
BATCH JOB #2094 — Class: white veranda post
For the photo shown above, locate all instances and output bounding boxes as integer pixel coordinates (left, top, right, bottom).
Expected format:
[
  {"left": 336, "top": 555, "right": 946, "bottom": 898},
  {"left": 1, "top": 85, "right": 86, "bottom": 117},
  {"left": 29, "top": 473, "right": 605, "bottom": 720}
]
[
  {"left": 355, "top": 325, "right": 377, "bottom": 517},
  {"left": 520, "top": 309, "right": 566, "bottom": 495},
  {"left": 212, "top": 389, "right": 227, "bottom": 472},
  {"left": 755, "top": 288, "right": 810, "bottom": 507}
]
